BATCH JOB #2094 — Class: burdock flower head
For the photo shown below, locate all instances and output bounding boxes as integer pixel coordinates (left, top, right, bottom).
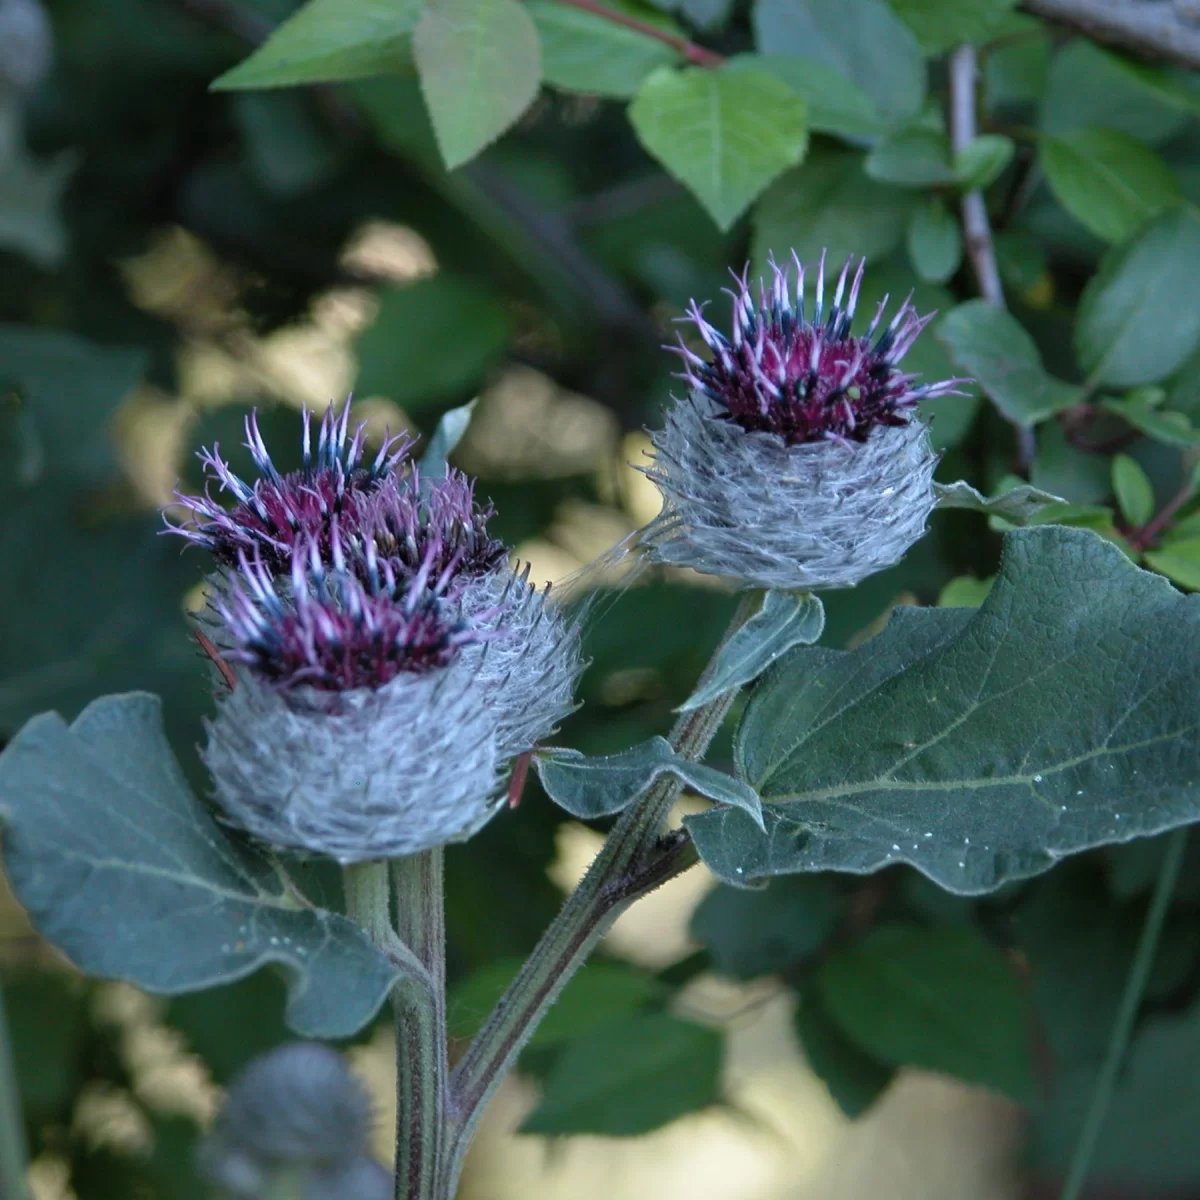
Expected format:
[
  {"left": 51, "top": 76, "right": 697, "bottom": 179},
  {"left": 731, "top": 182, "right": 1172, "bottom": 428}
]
[
  {"left": 643, "top": 252, "right": 963, "bottom": 591},
  {"left": 200, "top": 529, "right": 501, "bottom": 862},
  {"left": 168, "top": 403, "right": 410, "bottom": 571}
]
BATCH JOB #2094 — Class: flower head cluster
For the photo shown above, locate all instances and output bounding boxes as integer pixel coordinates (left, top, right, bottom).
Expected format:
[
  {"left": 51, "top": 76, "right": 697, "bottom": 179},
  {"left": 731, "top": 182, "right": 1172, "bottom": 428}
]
[
  {"left": 644, "top": 252, "right": 962, "bottom": 592},
  {"left": 167, "top": 400, "right": 582, "bottom": 862}
]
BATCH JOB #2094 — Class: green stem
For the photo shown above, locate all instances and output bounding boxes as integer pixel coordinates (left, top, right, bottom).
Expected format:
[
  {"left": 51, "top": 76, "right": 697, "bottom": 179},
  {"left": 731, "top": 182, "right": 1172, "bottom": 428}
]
[
  {"left": 1059, "top": 828, "right": 1187, "bottom": 1200},
  {"left": 343, "top": 861, "right": 394, "bottom": 948},
  {"left": 390, "top": 850, "right": 448, "bottom": 1200},
  {"left": 443, "top": 590, "right": 761, "bottom": 1188},
  {"left": 0, "top": 983, "right": 29, "bottom": 1200}
]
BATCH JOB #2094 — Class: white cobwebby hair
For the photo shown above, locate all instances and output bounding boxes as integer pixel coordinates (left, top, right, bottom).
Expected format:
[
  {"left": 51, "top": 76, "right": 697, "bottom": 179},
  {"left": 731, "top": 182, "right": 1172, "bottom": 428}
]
[
  {"left": 641, "top": 391, "right": 938, "bottom": 592},
  {"left": 201, "top": 663, "right": 501, "bottom": 863}
]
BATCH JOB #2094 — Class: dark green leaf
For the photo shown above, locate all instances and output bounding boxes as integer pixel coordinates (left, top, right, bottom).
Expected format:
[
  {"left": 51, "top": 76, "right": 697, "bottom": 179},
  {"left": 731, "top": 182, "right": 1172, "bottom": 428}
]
[
  {"left": 688, "top": 526, "right": 1200, "bottom": 895},
  {"left": 1101, "top": 395, "right": 1200, "bottom": 448},
  {"left": 528, "top": 0, "right": 678, "bottom": 98},
  {"left": 953, "top": 134, "right": 1014, "bottom": 192},
  {"left": 886, "top": 0, "right": 1017, "bottom": 55},
  {"left": 732, "top": 54, "right": 882, "bottom": 141},
  {"left": 817, "top": 924, "right": 1035, "bottom": 1101},
  {"left": 5, "top": 972, "right": 89, "bottom": 1118},
  {"left": 535, "top": 736, "right": 763, "bottom": 826},
  {"left": 690, "top": 876, "right": 840, "bottom": 979},
  {"left": 752, "top": 147, "right": 915, "bottom": 273},
  {"left": 354, "top": 275, "right": 512, "bottom": 409},
  {"left": 449, "top": 959, "right": 665, "bottom": 1046},
  {"left": 213, "top": 0, "right": 421, "bottom": 90},
  {"left": 937, "top": 299, "right": 1079, "bottom": 424},
  {"left": 751, "top": 0, "right": 925, "bottom": 127},
  {"left": 628, "top": 64, "right": 809, "bottom": 230},
  {"left": 0, "top": 694, "right": 402, "bottom": 1038},
  {"left": 865, "top": 127, "right": 955, "bottom": 188},
  {"left": 794, "top": 983, "right": 893, "bottom": 1117},
  {"left": 678, "top": 592, "right": 824, "bottom": 712},
  {"left": 1040, "top": 130, "right": 1180, "bottom": 244},
  {"left": 1146, "top": 539, "right": 1200, "bottom": 591},
  {"left": 413, "top": 0, "right": 542, "bottom": 170},
  {"left": 907, "top": 198, "right": 962, "bottom": 284},
  {"left": 933, "top": 479, "right": 1065, "bottom": 524},
  {"left": 232, "top": 92, "right": 341, "bottom": 197},
  {"left": 1076, "top": 208, "right": 1200, "bottom": 388},
  {"left": 1112, "top": 454, "right": 1155, "bottom": 526},
  {"left": 520, "top": 1013, "right": 723, "bottom": 1135}
]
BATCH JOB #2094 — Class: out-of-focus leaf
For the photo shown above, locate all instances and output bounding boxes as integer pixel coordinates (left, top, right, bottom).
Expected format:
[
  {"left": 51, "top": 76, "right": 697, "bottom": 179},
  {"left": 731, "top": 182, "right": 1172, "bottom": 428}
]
[
  {"left": 354, "top": 275, "right": 511, "bottom": 409},
  {"left": 0, "top": 146, "right": 77, "bottom": 269},
  {"left": 794, "top": 983, "right": 893, "bottom": 1117},
  {"left": 1112, "top": 454, "right": 1155, "bottom": 527},
  {"left": 907, "top": 198, "right": 962, "bottom": 283},
  {"left": 1146, "top": 539, "right": 1200, "bottom": 591},
  {"left": 865, "top": 126, "right": 955, "bottom": 187},
  {"left": 1041, "top": 130, "right": 1180, "bottom": 244},
  {"left": 733, "top": 54, "right": 882, "bottom": 141},
  {"left": 688, "top": 527, "right": 1200, "bottom": 895},
  {"left": 232, "top": 92, "right": 341, "bottom": 196},
  {"left": 1076, "top": 208, "right": 1200, "bottom": 388},
  {"left": 520, "top": 1013, "right": 723, "bottom": 1135},
  {"left": 1101, "top": 395, "right": 1200, "bottom": 448},
  {"left": 752, "top": 0, "right": 925, "bottom": 126},
  {"left": 887, "top": 0, "right": 1017, "bottom": 54},
  {"left": 0, "top": 694, "right": 404, "bottom": 1038},
  {"left": 937, "top": 575, "right": 994, "bottom": 608},
  {"left": 628, "top": 64, "right": 809, "bottom": 230},
  {"left": 953, "top": 134, "right": 1014, "bottom": 191},
  {"left": 5, "top": 971, "right": 89, "bottom": 1118},
  {"left": 213, "top": 0, "right": 421, "bottom": 89},
  {"left": 818, "top": 924, "right": 1035, "bottom": 1101},
  {"left": 413, "top": 0, "right": 542, "bottom": 169},
  {"left": 690, "top": 876, "right": 841, "bottom": 979}
]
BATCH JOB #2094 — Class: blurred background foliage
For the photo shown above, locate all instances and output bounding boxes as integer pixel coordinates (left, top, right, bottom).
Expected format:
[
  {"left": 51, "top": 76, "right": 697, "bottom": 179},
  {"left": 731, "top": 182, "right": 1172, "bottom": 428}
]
[{"left": 6, "top": 0, "right": 1200, "bottom": 1196}]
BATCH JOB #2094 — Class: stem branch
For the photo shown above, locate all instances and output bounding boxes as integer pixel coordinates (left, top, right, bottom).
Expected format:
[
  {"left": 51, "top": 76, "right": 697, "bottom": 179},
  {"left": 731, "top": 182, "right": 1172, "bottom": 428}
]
[
  {"left": 1059, "top": 828, "right": 1187, "bottom": 1200},
  {"left": 546, "top": 0, "right": 725, "bottom": 66}
]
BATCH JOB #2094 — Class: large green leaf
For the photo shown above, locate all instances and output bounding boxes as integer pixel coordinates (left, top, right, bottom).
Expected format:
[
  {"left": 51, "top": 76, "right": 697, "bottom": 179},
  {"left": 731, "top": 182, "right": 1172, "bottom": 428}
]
[
  {"left": 527, "top": 0, "right": 678, "bottom": 98},
  {"left": 687, "top": 526, "right": 1200, "bottom": 895},
  {"left": 0, "top": 694, "right": 402, "bottom": 1038},
  {"left": 937, "top": 299, "right": 1079, "bottom": 425},
  {"left": 1040, "top": 130, "right": 1181, "bottom": 244},
  {"left": 817, "top": 924, "right": 1035, "bottom": 1101},
  {"left": 731, "top": 54, "right": 882, "bottom": 141},
  {"left": 751, "top": 0, "right": 925, "bottom": 127},
  {"left": 1075, "top": 208, "right": 1200, "bottom": 388},
  {"left": 794, "top": 983, "right": 893, "bottom": 1117},
  {"left": 864, "top": 126, "right": 955, "bottom": 188},
  {"left": 413, "top": 0, "right": 542, "bottom": 170},
  {"left": 520, "top": 1012, "right": 723, "bottom": 1135},
  {"left": 213, "top": 0, "right": 422, "bottom": 89},
  {"left": 628, "top": 64, "right": 808, "bottom": 230},
  {"left": 886, "top": 0, "right": 1017, "bottom": 55},
  {"left": 752, "top": 146, "right": 914, "bottom": 273}
]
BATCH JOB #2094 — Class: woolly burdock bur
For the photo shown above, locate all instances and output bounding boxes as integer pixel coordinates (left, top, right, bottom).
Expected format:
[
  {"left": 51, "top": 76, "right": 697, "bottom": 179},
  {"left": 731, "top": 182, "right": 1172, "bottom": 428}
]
[{"left": 643, "top": 252, "right": 962, "bottom": 591}]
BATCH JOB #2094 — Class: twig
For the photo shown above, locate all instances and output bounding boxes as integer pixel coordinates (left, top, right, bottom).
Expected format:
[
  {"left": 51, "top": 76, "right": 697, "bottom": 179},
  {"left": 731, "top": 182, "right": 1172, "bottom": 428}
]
[
  {"left": 547, "top": 0, "right": 724, "bottom": 66},
  {"left": 1021, "top": 0, "right": 1200, "bottom": 72},
  {"left": 1129, "top": 476, "right": 1197, "bottom": 553},
  {"left": 948, "top": 44, "right": 1037, "bottom": 476}
]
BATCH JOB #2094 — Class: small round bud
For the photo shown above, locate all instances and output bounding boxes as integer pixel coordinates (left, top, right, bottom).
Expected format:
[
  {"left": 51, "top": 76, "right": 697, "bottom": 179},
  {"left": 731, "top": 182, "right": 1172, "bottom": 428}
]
[{"left": 642, "top": 251, "right": 961, "bottom": 591}]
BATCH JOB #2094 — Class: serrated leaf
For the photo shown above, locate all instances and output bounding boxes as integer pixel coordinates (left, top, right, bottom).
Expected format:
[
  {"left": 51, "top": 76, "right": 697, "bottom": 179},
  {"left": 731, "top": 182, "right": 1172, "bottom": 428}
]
[
  {"left": 0, "top": 694, "right": 403, "bottom": 1038},
  {"left": 953, "top": 133, "right": 1013, "bottom": 192},
  {"left": 794, "top": 984, "right": 893, "bottom": 1117},
  {"left": 213, "top": 0, "right": 422, "bottom": 90},
  {"left": 817, "top": 925, "right": 1035, "bottom": 1102},
  {"left": 1041, "top": 130, "right": 1180, "bottom": 244},
  {"left": 690, "top": 876, "right": 840, "bottom": 979},
  {"left": 752, "top": 145, "right": 914, "bottom": 273},
  {"left": 907, "top": 198, "right": 962, "bottom": 284},
  {"left": 1146, "top": 540, "right": 1200, "bottom": 591},
  {"left": 733, "top": 53, "right": 882, "bottom": 141},
  {"left": 527, "top": 0, "right": 678, "bottom": 98},
  {"left": 420, "top": 400, "right": 477, "bottom": 480},
  {"left": 677, "top": 592, "right": 824, "bottom": 712},
  {"left": 628, "top": 64, "right": 808, "bottom": 230},
  {"left": 937, "top": 300, "right": 1079, "bottom": 425},
  {"left": 751, "top": 0, "right": 925, "bottom": 127},
  {"left": 933, "top": 479, "right": 1065, "bottom": 524},
  {"left": 886, "top": 0, "right": 1018, "bottom": 55},
  {"left": 1076, "top": 209, "right": 1200, "bottom": 388},
  {"left": 520, "top": 1012, "right": 723, "bottom": 1135},
  {"left": 354, "top": 274, "right": 512, "bottom": 408},
  {"left": 864, "top": 126, "right": 955, "bottom": 187},
  {"left": 686, "top": 526, "right": 1200, "bottom": 895},
  {"left": 535, "top": 736, "right": 763, "bottom": 827},
  {"left": 1112, "top": 454, "right": 1155, "bottom": 526},
  {"left": 413, "top": 0, "right": 542, "bottom": 170},
  {"left": 1101, "top": 396, "right": 1200, "bottom": 448}
]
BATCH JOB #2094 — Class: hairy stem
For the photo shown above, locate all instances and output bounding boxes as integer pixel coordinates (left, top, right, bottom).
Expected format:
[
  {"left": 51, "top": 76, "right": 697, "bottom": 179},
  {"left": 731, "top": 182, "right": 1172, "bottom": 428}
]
[
  {"left": 390, "top": 851, "right": 448, "bottom": 1200},
  {"left": 444, "top": 590, "right": 760, "bottom": 1187},
  {"left": 1059, "top": 828, "right": 1187, "bottom": 1200},
  {"left": 948, "top": 43, "right": 1036, "bottom": 475},
  {"left": 0, "top": 984, "right": 29, "bottom": 1200}
]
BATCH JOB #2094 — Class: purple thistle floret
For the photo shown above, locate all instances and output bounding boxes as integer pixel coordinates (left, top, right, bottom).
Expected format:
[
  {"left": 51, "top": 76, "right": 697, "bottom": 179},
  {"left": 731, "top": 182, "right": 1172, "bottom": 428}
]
[
  {"left": 672, "top": 251, "right": 963, "bottom": 446},
  {"left": 217, "top": 528, "right": 472, "bottom": 694},
  {"left": 168, "top": 402, "right": 410, "bottom": 570}
]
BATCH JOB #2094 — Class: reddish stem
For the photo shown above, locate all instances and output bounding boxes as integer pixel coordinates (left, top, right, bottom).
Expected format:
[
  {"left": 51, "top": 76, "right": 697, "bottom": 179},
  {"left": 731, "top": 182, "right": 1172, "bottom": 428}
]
[
  {"left": 1130, "top": 480, "right": 1196, "bottom": 553},
  {"left": 507, "top": 751, "right": 533, "bottom": 810},
  {"left": 546, "top": 0, "right": 725, "bottom": 66},
  {"left": 195, "top": 628, "right": 238, "bottom": 692}
]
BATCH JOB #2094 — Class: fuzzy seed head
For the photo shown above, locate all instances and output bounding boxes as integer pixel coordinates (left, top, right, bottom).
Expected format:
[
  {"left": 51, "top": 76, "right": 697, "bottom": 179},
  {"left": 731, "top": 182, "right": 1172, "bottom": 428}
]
[
  {"left": 167, "top": 402, "right": 410, "bottom": 570},
  {"left": 672, "top": 252, "right": 963, "bottom": 446}
]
